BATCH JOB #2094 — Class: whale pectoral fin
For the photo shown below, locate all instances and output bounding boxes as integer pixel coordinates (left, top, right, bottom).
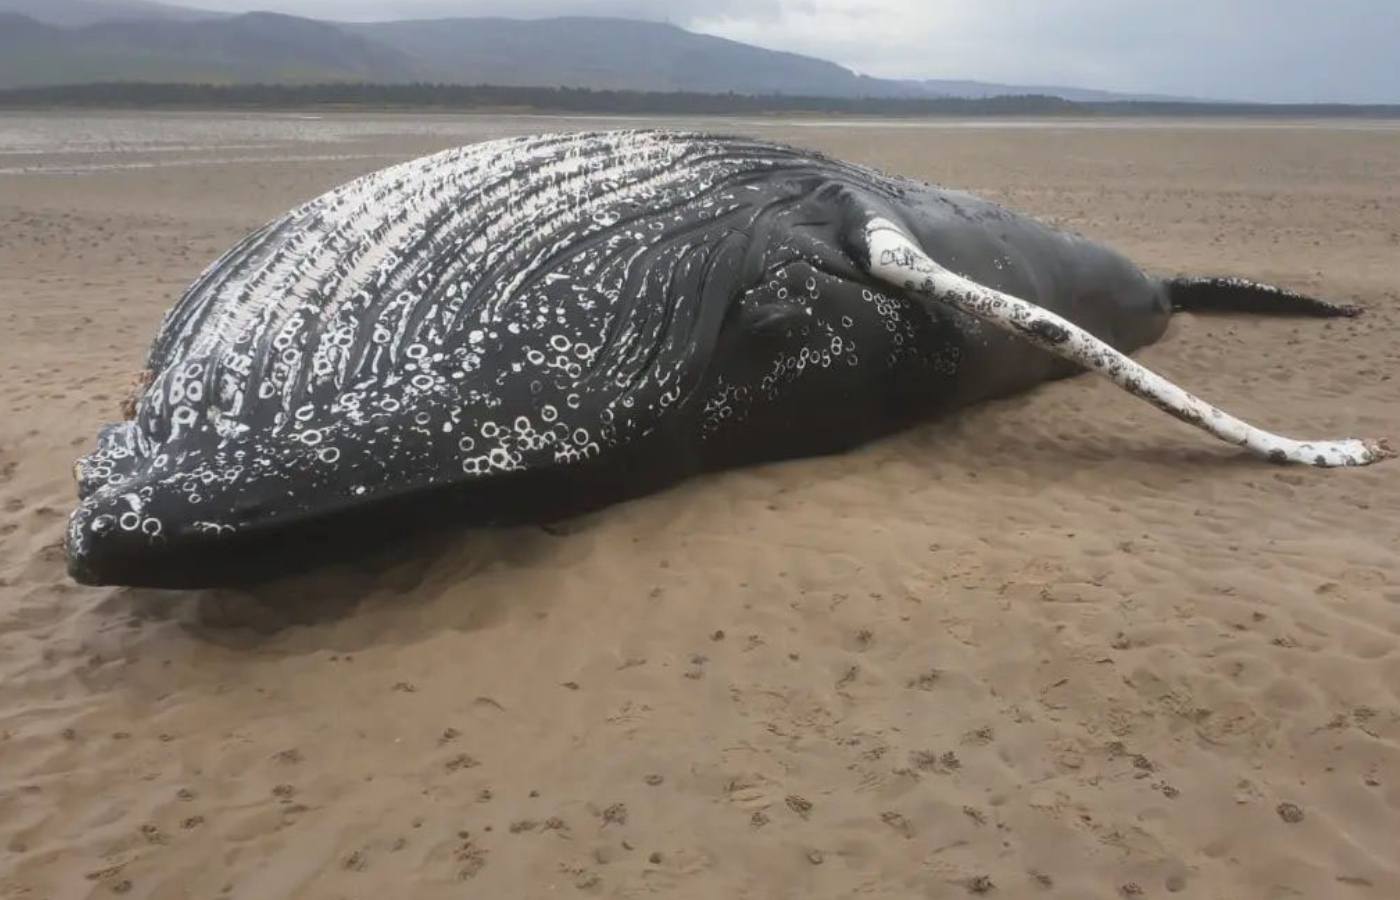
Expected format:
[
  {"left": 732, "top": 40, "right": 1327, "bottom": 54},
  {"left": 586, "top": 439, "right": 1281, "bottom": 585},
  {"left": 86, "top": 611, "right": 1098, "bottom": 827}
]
[{"left": 858, "top": 217, "right": 1393, "bottom": 468}]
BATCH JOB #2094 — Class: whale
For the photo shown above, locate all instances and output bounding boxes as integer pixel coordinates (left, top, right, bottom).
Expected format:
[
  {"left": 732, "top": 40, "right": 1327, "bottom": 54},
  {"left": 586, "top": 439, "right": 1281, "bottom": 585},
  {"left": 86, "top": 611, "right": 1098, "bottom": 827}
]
[{"left": 64, "top": 130, "right": 1392, "bottom": 588}]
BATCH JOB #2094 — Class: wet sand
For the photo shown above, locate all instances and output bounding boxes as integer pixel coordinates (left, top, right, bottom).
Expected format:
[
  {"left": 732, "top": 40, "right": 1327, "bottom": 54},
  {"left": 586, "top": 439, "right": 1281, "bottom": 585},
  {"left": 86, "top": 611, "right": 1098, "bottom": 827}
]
[{"left": 1, "top": 112, "right": 1398, "bottom": 899}]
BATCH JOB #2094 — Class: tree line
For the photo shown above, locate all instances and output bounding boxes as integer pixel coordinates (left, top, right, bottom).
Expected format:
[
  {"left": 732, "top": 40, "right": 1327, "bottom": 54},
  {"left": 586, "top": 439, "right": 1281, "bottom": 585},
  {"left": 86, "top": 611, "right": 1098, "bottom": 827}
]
[{"left": 0, "top": 82, "right": 1396, "bottom": 118}]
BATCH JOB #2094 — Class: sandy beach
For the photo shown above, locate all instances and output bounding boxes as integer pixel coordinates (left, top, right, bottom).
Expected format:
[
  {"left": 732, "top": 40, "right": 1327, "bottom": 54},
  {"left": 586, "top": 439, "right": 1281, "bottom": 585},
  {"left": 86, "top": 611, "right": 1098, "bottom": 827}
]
[{"left": 1, "top": 112, "right": 1398, "bottom": 899}]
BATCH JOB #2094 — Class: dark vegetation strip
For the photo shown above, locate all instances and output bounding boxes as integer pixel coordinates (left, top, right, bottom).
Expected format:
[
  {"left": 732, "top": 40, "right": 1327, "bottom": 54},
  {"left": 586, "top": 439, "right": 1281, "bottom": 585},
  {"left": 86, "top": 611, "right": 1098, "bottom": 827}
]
[{"left": 1, "top": 82, "right": 1397, "bottom": 118}]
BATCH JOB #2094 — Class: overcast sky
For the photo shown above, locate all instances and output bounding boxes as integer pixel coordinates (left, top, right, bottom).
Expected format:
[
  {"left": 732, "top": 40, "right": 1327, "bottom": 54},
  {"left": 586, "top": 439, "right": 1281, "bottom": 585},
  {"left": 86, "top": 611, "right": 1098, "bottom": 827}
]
[{"left": 189, "top": 0, "right": 1399, "bottom": 103}]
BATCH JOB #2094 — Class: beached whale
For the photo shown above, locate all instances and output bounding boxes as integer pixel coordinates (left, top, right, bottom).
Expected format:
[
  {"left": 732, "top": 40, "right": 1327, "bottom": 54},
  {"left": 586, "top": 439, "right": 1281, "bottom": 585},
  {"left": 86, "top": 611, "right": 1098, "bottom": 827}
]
[{"left": 65, "top": 130, "right": 1391, "bottom": 587}]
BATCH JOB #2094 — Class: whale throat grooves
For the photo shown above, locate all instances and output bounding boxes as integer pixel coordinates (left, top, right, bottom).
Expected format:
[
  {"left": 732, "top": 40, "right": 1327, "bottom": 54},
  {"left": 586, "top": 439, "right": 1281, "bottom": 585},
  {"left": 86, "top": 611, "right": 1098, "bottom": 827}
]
[{"left": 66, "top": 131, "right": 884, "bottom": 578}]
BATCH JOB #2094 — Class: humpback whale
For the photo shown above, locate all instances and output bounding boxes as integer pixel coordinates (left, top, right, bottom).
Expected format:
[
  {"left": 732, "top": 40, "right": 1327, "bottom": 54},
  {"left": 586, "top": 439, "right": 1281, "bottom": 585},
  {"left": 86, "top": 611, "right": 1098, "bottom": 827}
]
[{"left": 65, "top": 130, "right": 1391, "bottom": 587}]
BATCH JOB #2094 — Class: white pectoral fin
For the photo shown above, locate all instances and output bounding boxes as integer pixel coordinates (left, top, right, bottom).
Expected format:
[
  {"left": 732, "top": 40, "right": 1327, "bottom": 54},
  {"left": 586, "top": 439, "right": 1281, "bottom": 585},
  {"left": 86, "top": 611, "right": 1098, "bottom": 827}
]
[{"left": 863, "top": 217, "right": 1392, "bottom": 467}]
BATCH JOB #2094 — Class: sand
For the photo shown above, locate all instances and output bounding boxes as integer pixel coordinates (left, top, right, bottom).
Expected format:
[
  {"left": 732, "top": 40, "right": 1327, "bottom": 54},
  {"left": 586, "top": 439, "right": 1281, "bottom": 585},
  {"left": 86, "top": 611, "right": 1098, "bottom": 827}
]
[{"left": 1, "top": 112, "right": 1398, "bottom": 899}]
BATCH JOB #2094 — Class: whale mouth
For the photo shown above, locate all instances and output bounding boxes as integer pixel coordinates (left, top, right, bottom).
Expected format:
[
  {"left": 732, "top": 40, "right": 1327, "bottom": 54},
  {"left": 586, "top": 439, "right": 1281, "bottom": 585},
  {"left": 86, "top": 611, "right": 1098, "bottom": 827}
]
[
  {"left": 65, "top": 477, "right": 219, "bottom": 588},
  {"left": 64, "top": 403, "right": 696, "bottom": 589},
  {"left": 66, "top": 483, "right": 321, "bottom": 589},
  {"left": 63, "top": 531, "right": 101, "bottom": 587}
]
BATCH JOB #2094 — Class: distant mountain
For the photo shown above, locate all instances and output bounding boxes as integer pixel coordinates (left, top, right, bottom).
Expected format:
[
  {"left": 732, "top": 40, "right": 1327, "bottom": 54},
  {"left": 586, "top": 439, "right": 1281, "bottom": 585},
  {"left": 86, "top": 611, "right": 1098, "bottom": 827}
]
[
  {"left": 0, "top": 12, "right": 415, "bottom": 87},
  {"left": 0, "top": 0, "right": 218, "bottom": 26},
  {"left": 346, "top": 18, "right": 1198, "bottom": 103},
  {"left": 0, "top": 6, "right": 1206, "bottom": 103},
  {"left": 346, "top": 17, "right": 892, "bottom": 97},
  {"left": 896, "top": 78, "right": 1198, "bottom": 104}
]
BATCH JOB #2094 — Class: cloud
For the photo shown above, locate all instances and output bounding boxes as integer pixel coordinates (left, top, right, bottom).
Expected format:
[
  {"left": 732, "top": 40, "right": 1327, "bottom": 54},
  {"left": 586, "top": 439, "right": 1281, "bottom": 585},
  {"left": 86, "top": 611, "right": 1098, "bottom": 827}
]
[
  {"left": 188, "top": 0, "right": 1399, "bottom": 102},
  {"left": 687, "top": 0, "right": 1400, "bottom": 102}
]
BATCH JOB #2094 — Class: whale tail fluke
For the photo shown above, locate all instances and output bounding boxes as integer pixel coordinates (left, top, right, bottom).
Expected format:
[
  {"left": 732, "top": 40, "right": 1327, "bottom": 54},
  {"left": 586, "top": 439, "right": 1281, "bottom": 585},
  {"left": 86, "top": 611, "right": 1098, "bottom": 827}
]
[{"left": 1166, "top": 276, "right": 1362, "bottom": 318}]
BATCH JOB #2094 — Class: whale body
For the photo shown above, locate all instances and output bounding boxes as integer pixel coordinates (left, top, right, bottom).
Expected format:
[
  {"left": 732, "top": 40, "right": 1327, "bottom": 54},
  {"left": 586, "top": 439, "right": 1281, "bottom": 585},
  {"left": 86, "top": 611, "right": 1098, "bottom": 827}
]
[{"left": 65, "top": 130, "right": 1390, "bottom": 587}]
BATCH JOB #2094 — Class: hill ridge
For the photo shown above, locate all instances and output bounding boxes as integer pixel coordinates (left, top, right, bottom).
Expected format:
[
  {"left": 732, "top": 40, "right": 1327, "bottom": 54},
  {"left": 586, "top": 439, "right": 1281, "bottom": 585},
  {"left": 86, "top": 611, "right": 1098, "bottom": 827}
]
[{"left": 0, "top": 4, "right": 1202, "bottom": 102}]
